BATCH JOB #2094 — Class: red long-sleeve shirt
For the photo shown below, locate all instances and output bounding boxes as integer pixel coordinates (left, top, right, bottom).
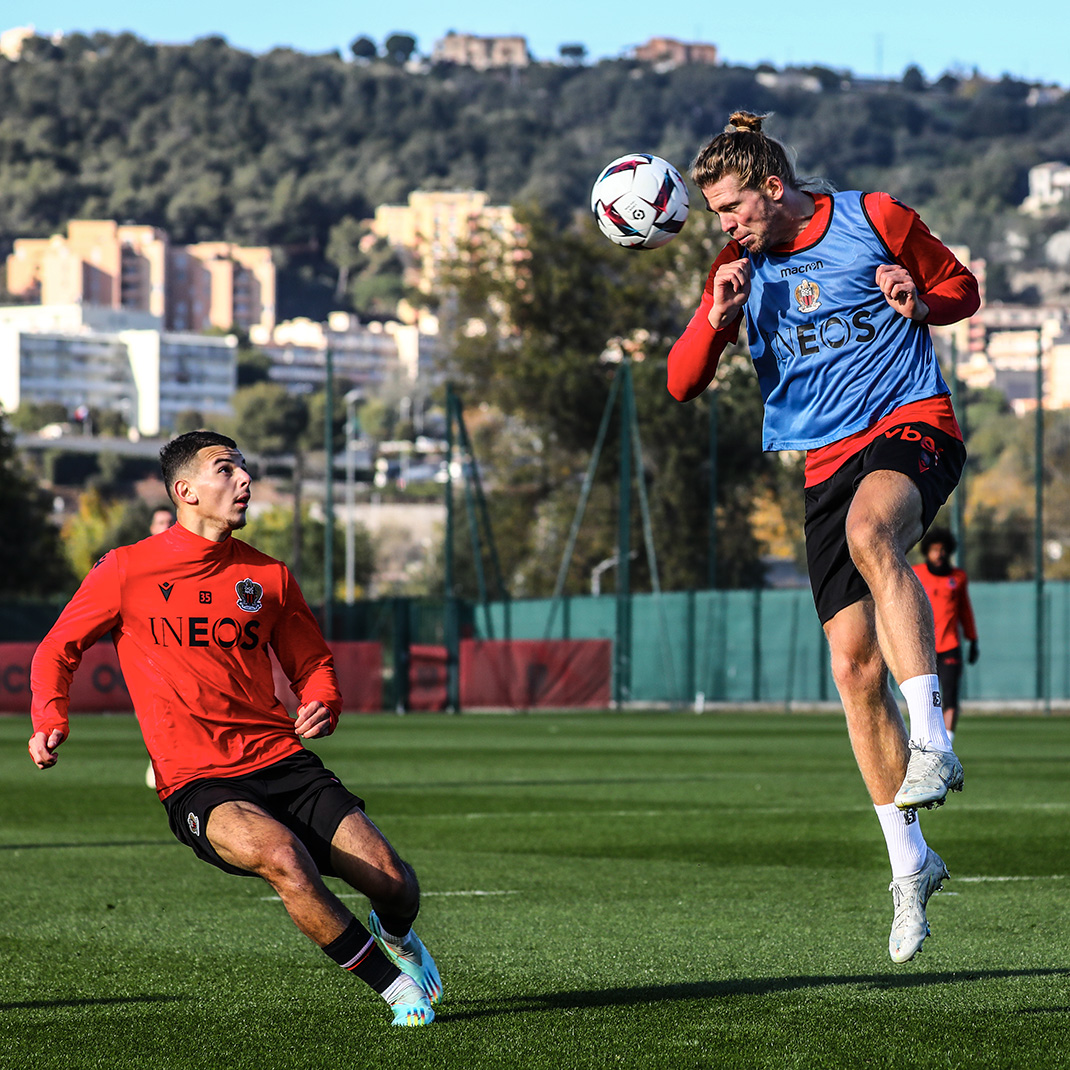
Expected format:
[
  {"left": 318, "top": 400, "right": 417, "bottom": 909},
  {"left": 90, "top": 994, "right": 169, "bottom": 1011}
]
[
  {"left": 667, "top": 192, "right": 980, "bottom": 485},
  {"left": 31, "top": 522, "right": 341, "bottom": 798},
  {"left": 913, "top": 563, "right": 978, "bottom": 653}
]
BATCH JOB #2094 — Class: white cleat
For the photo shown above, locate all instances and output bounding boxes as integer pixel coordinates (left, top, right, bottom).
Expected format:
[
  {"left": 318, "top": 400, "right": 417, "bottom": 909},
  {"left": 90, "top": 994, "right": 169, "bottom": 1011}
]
[
  {"left": 888, "top": 848, "right": 949, "bottom": 963},
  {"left": 894, "top": 743, "right": 963, "bottom": 810}
]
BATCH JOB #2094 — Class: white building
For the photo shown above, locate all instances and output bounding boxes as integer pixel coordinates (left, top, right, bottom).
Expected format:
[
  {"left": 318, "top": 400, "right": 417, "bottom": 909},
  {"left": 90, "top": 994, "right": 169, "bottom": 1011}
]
[
  {"left": 0, "top": 305, "right": 236, "bottom": 436},
  {"left": 1021, "top": 162, "right": 1070, "bottom": 215},
  {"left": 256, "top": 312, "right": 441, "bottom": 393}
]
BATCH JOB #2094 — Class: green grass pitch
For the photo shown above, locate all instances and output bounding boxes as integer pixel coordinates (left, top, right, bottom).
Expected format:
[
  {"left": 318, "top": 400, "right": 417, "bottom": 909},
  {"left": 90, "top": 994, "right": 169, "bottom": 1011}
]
[{"left": 2, "top": 710, "right": 1069, "bottom": 1069}]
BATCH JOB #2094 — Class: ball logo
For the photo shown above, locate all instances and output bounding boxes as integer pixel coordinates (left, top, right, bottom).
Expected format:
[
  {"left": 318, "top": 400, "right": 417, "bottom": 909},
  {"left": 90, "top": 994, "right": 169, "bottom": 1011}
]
[
  {"left": 794, "top": 279, "right": 821, "bottom": 313},
  {"left": 235, "top": 578, "right": 264, "bottom": 612},
  {"left": 187, "top": 812, "right": 201, "bottom": 836}
]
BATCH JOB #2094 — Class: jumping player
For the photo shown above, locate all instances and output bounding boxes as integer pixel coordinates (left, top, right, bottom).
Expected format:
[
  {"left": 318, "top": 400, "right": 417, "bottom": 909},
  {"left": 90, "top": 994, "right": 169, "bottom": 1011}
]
[
  {"left": 668, "top": 112, "right": 980, "bottom": 962},
  {"left": 913, "top": 527, "right": 978, "bottom": 742},
  {"left": 29, "top": 430, "right": 441, "bottom": 1026}
]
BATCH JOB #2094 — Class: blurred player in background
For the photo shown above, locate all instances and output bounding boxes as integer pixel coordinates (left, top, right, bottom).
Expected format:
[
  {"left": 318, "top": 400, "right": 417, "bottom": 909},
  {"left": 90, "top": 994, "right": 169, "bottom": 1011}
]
[
  {"left": 29, "top": 430, "right": 441, "bottom": 1027},
  {"left": 913, "top": 527, "right": 978, "bottom": 743},
  {"left": 149, "top": 505, "right": 176, "bottom": 536},
  {"left": 668, "top": 111, "right": 980, "bottom": 962}
]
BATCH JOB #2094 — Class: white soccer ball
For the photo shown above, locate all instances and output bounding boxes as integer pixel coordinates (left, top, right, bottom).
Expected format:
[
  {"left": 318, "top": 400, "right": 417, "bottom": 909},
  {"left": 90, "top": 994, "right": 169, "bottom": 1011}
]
[{"left": 590, "top": 153, "right": 689, "bottom": 250}]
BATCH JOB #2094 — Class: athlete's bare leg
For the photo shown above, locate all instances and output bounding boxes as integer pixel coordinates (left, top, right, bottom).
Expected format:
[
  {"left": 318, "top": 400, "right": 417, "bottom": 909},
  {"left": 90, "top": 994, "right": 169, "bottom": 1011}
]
[
  {"left": 824, "top": 599, "right": 909, "bottom": 805},
  {"left": 206, "top": 800, "right": 416, "bottom": 946},
  {"left": 842, "top": 469, "right": 936, "bottom": 686}
]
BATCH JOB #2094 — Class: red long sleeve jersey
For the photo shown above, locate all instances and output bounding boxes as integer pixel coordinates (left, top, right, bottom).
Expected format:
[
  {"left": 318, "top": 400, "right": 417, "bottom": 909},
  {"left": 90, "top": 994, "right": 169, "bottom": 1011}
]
[
  {"left": 912, "top": 563, "right": 978, "bottom": 654},
  {"left": 31, "top": 523, "right": 341, "bottom": 798},
  {"left": 667, "top": 192, "right": 979, "bottom": 486}
]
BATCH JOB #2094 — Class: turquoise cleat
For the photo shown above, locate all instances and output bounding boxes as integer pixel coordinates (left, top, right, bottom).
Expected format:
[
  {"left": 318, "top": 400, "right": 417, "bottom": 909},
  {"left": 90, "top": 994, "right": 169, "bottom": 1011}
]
[{"left": 370, "top": 910, "right": 444, "bottom": 1006}]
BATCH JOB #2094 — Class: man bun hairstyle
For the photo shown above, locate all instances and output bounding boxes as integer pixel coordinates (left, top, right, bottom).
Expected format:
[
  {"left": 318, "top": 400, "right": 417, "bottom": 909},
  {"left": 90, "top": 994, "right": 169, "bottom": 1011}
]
[
  {"left": 691, "top": 109, "right": 830, "bottom": 194},
  {"left": 159, "top": 430, "right": 238, "bottom": 506},
  {"left": 691, "top": 110, "right": 799, "bottom": 192}
]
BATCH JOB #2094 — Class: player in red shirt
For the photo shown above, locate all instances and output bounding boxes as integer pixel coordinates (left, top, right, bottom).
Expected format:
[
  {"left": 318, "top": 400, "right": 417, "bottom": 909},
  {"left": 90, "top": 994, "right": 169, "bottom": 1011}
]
[
  {"left": 29, "top": 430, "right": 441, "bottom": 1027},
  {"left": 913, "top": 528, "right": 978, "bottom": 742},
  {"left": 669, "top": 112, "right": 980, "bottom": 963}
]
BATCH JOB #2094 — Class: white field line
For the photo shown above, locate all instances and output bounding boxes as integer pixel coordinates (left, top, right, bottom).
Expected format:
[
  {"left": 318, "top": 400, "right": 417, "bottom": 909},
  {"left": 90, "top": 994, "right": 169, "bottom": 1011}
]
[
  {"left": 383, "top": 801, "right": 1070, "bottom": 822},
  {"left": 259, "top": 889, "right": 519, "bottom": 902},
  {"left": 955, "top": 874, "right": 1068, "bottom": 883}
]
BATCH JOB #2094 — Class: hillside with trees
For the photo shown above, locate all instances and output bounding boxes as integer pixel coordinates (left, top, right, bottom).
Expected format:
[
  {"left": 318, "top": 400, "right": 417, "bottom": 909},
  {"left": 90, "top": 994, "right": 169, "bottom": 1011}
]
[
  {"left": 4, "top": 32, "right": 1070, "bottom": 600},
  {"left": 2, "top": 32, "right": 1070, "bottom": 316}
]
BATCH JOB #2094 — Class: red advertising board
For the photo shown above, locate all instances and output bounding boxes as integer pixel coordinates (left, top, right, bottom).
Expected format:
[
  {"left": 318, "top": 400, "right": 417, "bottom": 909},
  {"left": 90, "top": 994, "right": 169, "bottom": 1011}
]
[
  {"left": 460, "top": 639, "right": 612, "bottom": 709},
  {"left": 408, "top": 644, "right": 449, "bottom": 711},
  {"left": 1, "top": 640, "right": 383, "bottom": 714}
]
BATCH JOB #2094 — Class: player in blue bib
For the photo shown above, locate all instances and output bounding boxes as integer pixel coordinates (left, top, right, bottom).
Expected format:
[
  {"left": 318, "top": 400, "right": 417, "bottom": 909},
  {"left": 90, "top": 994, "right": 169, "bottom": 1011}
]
[{"left": 669, "top": 111, "right": 981, "bottom": 963}]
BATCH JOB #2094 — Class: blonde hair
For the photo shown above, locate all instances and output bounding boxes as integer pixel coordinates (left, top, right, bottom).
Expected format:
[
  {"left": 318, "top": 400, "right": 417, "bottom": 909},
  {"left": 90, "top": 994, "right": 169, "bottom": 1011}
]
[{"left": 691, "top": 110, "right": 809, "bottom": 192}]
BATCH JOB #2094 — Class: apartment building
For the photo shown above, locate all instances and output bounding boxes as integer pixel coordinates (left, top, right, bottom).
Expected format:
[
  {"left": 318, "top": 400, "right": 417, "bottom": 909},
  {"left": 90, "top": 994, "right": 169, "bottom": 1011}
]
[
  {"left": 255, "top": 311, "right": 440, "bottom": 393},
  {"left": 1020, "top": 162, "right": 1070, "bottom": 216},
  {"left": 370, "top": 190, "right": 519, "bottom": 296},
  {"left": 0, "top": 305, "right": 237, "bottom": 436},
  {"left": 431, "top": 32, "right": 529, "bottom": 70},
  {"left": 631, "top": 37, "right": 719, "bottom": 67},
  {"left": 5, "top": 220, "right": 276, "bottom": 336}
]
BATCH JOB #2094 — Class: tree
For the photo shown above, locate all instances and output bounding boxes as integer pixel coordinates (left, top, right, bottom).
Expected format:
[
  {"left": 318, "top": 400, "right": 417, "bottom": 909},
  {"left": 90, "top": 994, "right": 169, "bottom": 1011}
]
[
  {"left": 326, "top": 216, "right": 367, "bottom": 301},
  {"left": 350, "top": 36, "right": 378, "bottom": 62},
  {"left": 384, "top": 33, "right": 416, "bottom": 65},
  {"left": 7, "top": 401, "right": 68, "bottom": 432},
  {"left": 61, "top": 492, "right": 157, "bottom": 576},
  {"left": 241, "top": 506, "right": 374, "bottom": 603},
  {"left": 347, "top": 236, "right": 407, "bottom": 318},
  {"left": 236, "top": 346, "right": 273, "bottom": 387},
  {"left": 229, "top": 383, "right": 310, "bottom": 580},
  {"left": 0, "top": 411, "right": 75, "bottom": 596},
  {"left": 445, "top": 205, "right": 773, "bottom": 594},
  {"left": 902, "top": 65, "right": 927, "bottom": 92}
]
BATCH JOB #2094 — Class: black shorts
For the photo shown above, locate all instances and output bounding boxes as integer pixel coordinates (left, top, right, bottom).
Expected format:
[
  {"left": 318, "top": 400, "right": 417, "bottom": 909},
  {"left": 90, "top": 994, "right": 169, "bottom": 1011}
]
[
  {"left": 804, "top": 421, "right": 966, "bottom": 625},
  {"left": 163, "top": 750, "right": 366, "bottom": 878},
  {"left": 937, "top": 648, "right": 963, "bottom": 710}
]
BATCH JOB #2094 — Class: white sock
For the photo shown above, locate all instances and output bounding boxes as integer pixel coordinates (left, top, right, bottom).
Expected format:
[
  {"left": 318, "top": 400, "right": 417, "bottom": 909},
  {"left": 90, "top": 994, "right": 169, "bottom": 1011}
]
[
  {"left": 376, "top": 923, "right": 409, "bottom": 949},
  {"left": 382, "top": 974, "right": 421, "bottom": 1003},
  {"left": 899, "top": 674, "right": 952, "bottom": 750},
  {"left": 875, "top": 802, "right": 928, "bottom": 878},
  {"left": 947, "top": 729, "right": 955, "bottom": 744}
]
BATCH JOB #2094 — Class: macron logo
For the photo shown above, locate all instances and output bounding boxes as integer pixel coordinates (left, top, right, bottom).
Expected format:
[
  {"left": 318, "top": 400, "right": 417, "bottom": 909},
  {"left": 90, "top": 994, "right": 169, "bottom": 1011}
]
[{"left": 159, "top": 582, "right": 174, "bottom": 602}]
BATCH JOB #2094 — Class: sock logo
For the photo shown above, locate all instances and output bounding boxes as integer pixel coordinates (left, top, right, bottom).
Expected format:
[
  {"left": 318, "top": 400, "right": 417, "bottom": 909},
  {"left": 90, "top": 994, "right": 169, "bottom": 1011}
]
[{"left": 932, "top": 691, "right": 942, "bottom": 708}]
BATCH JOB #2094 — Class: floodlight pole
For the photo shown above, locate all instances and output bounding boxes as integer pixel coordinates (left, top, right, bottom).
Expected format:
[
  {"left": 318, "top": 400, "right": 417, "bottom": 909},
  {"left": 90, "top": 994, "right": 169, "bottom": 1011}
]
[
  {"left": 708, "top": 389, "right": 718, "bottom": 589},
  {"left": 344, "top": 388, "right": 362, "bottom": 604},
  {"left": 614, "top": 360, "right": 633, "bottom": 707},
  {"left": 1034, "top": 332, "right": 1046, "bottom": 706},
  {"left": 444, "top": 383, "right": 460, "bottom": 712},
  {"left": 323, "top": 347, "right": 334, "bottom": 640}
]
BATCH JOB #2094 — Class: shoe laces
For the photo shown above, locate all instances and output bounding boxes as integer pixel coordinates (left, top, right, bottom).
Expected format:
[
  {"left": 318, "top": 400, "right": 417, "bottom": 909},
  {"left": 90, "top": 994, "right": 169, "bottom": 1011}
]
[{"left": 908, "top": 745, "right": 948, "bottom": 778}]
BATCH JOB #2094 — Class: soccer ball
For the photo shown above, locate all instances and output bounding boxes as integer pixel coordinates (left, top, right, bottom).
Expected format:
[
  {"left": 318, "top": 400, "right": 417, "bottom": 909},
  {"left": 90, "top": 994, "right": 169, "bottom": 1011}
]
[{"left": 590, "top": 154, "right": 689, "bottom": 250}]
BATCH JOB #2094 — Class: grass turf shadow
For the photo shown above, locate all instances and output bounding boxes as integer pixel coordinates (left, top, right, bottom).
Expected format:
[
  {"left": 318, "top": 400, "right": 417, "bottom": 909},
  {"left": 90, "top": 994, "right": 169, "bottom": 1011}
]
[{"left": 434, "top": 968, "right": 1070, "bottom": 1021}]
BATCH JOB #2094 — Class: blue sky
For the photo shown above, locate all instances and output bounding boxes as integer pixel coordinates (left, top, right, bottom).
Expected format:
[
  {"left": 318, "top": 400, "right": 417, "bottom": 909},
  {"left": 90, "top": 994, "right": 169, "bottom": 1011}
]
[{"left": 11, "top": 1, "right": 1070, "bottom": 86}]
